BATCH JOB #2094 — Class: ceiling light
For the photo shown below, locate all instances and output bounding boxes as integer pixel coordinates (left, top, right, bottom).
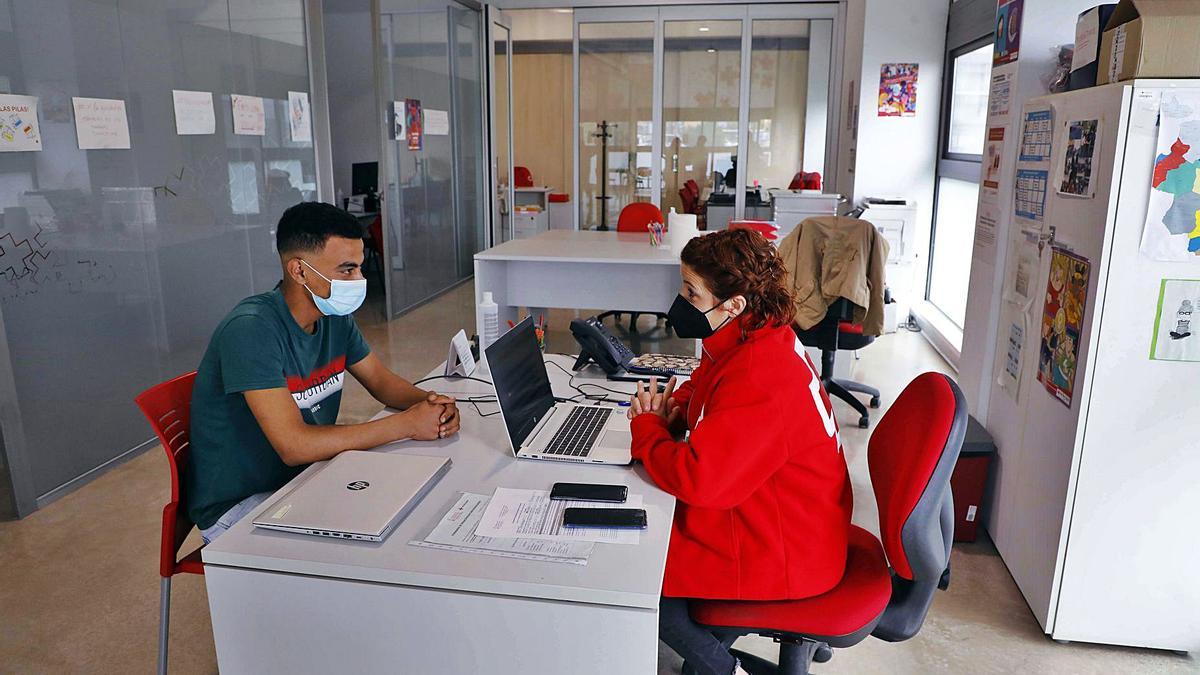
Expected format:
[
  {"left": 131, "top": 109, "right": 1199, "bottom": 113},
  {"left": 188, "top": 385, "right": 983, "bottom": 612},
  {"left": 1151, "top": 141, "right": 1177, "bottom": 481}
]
[
  {"left": 707, "top": 48, "right": 716, "bottom": 53},
  {"left": 699, "top": 26, "right": 710, "bottom": 32}
]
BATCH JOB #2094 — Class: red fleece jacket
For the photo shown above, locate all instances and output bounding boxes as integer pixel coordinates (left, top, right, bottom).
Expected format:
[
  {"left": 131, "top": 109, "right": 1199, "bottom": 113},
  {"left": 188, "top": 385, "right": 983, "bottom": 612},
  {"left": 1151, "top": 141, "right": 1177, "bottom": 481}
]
[{"left": 631, "top": 318, "right": 852, "bottom": 600}]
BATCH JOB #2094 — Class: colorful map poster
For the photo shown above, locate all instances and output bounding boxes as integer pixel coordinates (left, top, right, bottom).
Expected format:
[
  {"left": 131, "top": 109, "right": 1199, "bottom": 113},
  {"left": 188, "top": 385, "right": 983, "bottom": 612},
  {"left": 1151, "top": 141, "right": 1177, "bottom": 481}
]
[
  {"left": 1140, "top": 92, "right": 1200, "bottom": 261},
  {"left": 1150, "top": 279, "right": 1200, "bottom": 362},
  {"left": 0, "top": 94, "right": 42, "bottom": 151},
  {"left": 1037, "top": 248, "right": 1090, "bottom": 408},
  {"left": 994, "top": 0, "right": 1023, "bottom": 66},
  {"left": 877, "top": 63, "right": 918, "bottom": 117}
]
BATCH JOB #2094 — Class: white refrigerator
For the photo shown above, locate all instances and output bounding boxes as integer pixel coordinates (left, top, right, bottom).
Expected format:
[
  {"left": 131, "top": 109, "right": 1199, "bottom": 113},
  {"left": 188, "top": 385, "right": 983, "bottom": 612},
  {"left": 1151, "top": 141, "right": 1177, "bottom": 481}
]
[{"left": 979, "top": 80, "right": 1200, "bottom": 652}]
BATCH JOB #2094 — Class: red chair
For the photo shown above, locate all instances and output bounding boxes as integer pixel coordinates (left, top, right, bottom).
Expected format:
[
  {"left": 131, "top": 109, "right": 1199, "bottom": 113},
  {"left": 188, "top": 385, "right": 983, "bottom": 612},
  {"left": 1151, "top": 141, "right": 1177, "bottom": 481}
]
[
  {"left": 135, "top": 372, "right": 200, "bottom": 675},
  {"left": 600, "top": 203, "right": 671, "bottom": 333},
  {"left": 513, "top": 165, "right": 534, "bottom": 188},
  {"left": 689, "top": 372, "right": 967, "bottom": 675},
  {"left": 615, "top": 201, "right": 664, "bottom": 233},
  {"left": 787, "top": 171, "right": 822, "bottom": 191},
  {"left": 730, "top": 219, "right": 779, "bottom": 241},
  {"left": 679, "top": 187, "right": 697, "bottom": 216}
]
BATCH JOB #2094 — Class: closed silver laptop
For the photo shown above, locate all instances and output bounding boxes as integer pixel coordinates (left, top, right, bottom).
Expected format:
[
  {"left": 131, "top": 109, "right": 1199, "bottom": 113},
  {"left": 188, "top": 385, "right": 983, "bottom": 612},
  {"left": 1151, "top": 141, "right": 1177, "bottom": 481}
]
[{"left": 253, "top": 451, "right": 451, "bottom": 542}]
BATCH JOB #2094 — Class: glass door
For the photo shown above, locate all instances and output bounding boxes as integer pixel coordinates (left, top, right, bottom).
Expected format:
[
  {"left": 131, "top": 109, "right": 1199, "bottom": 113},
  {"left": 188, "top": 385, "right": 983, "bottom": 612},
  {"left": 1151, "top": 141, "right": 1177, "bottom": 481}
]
[
  {"left": 379, "top": 0, "right": 486, "bottom": 316},
  {"left": 487, "top": 9, "right": 515, "bottom": 244}
]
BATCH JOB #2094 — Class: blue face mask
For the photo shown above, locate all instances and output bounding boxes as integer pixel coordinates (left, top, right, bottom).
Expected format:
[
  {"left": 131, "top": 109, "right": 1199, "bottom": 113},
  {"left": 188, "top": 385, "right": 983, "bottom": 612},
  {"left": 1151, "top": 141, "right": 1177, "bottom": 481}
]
[{"left": 301, "top": 259, "right": 367, "bottom": 316}]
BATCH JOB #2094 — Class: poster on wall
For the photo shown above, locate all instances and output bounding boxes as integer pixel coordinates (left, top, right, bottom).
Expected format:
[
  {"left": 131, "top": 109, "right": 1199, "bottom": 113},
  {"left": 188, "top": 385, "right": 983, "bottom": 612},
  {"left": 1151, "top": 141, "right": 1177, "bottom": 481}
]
[
  {"left": 1037, "top": 247, "right": 1090, "bottom": 408},
  {"left": 391, "top": 101, "right": 404, "bottom": 140},
  {"left": 982, "top": 127, "right": 1006, "bottom": 195},
  {"left": 172, "top": 90, "right": 215, "bottom": 135},
  {"left": 1019, "top": 109, "right": 1053, "bottom": 163},
  {"left": 975, "top": 202, "right": 1000, "bottom": 252},
  {"left": 1057, "top": 119, "right": 1099, "bottom": 197},
  {"left": 1014, "top": 168, "right": 1049, "bottom": 221},
  {"left": 231, "top": 94, "right": 265, "bottom": 136},
  {"left": 993, "top": 0, "right": 1023, "bottom": 66},
  {"left": 877, "top": 63, "right": 918, "bottom": 117},
  {"left": 405, "top": 98, "right": 423, "bottom": 150},
  {"left": 1150, "top": 279, "right": 1200, "bottom": 362},
  {"left": 72, "top": 96, "right": 131, "bottom": 149},
  {"left": 0, "top": 94, "right": 42, "bottom": 151},
  {"left": 287, "top": 91, "right": 311, "bottom": 143},
  {"left": 988, "top": 66, "right": 1015, "bottom": 120},
  {"left": 1139, "top": 92, "right": 1200, "bottom": 261}
]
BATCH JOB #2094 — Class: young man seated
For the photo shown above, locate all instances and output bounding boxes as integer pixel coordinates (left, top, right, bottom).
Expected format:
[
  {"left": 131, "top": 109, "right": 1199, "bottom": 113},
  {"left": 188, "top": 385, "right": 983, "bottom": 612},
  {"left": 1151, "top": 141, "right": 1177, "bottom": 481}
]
[{"left": 186, "top": 202, "right": 460, "bottom": 543}]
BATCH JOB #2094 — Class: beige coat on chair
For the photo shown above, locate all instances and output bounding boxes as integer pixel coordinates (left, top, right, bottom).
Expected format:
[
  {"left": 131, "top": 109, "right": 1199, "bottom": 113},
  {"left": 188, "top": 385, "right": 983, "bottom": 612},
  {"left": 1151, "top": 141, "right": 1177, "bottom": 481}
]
[{"left": 777, "top": 215, "right": 890, "bottom": 335}]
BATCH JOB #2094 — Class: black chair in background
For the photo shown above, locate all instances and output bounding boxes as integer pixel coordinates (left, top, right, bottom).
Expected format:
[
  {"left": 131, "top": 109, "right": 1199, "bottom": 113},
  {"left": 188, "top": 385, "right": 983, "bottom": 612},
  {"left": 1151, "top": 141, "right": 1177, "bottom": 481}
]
[{"left": 793, "top": 297, "right": 881, "bottom": 429}]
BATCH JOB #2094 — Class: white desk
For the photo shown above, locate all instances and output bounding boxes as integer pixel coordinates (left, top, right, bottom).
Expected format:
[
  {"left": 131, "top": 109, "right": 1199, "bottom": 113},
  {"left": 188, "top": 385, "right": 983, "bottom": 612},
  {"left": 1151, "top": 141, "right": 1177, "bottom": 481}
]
[
  {"left": 474, "top": 230, "right": 691, "bottom": 340},
  {"left": 202, "top": 355, "right": 675, "bottom": 675}
]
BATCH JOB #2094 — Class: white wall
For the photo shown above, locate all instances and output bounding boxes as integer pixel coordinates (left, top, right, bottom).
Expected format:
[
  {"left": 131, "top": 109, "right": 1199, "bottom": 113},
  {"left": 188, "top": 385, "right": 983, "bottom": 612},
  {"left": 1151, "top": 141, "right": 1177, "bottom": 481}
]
[
  {"left": 845, "top": 0, "right": 948, "bottom": 313},
  {"left": 323, "top": 0, "right": 378, "bottom": 198}
]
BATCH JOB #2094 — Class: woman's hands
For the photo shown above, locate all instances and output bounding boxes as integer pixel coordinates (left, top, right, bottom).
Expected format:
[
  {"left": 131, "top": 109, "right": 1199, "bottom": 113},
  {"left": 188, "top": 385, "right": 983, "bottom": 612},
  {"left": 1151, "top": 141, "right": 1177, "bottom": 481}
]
[{"left": 628, "top": 376, "right": 682, "bottom": 427}]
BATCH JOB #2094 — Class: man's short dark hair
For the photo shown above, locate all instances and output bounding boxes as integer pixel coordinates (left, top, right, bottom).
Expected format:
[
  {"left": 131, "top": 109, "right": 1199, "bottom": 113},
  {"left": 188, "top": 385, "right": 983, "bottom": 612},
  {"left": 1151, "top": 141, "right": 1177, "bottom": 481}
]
[{"left": 275, "top": 202, "right": 363, "bottom": 255}]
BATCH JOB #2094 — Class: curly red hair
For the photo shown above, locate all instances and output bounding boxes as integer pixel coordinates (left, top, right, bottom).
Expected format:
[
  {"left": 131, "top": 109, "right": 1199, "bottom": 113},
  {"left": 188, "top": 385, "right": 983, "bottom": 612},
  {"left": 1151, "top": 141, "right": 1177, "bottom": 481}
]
[{"left": 680, "top": 228, "right": 795, "bottom": 338}]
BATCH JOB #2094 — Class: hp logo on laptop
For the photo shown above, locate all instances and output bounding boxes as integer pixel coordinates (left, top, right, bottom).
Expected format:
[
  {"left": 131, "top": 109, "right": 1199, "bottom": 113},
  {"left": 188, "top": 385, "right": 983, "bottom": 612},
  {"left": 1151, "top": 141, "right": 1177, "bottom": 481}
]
[{"left": 346, "top": 481, "right": 370, "bottom": 491}]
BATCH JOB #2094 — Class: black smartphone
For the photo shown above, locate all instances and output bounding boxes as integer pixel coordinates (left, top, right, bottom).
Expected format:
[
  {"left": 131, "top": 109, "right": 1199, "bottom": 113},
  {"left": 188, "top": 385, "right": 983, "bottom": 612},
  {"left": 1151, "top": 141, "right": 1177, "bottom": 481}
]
[
  {"left": 562, "top": 507, "right": 647, "bottom": 529},
  {"left": 549, "top": 482, "right": 628, "bottom": 503}
]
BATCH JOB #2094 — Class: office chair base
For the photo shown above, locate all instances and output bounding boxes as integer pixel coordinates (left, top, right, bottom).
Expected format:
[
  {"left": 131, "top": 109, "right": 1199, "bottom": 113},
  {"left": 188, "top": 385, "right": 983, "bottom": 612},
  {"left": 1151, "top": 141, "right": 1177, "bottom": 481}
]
[
  {"left": 725, "top": 639, "right": 831, "bottom": 675},
  {"left": 826, "top": 378, "right": 874, "bottom": 428}
]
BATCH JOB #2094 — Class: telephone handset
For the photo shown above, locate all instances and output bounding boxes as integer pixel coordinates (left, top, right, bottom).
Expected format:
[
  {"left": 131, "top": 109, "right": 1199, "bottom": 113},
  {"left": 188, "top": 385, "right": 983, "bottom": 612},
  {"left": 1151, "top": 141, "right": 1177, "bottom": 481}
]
[{"left": 570, "top": 317, "right": 635, "bottom": 375}]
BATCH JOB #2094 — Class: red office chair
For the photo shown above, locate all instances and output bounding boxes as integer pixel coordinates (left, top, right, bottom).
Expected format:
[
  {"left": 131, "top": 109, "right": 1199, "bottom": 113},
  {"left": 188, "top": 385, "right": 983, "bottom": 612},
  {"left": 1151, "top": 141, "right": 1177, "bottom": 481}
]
[
  {"left": 134, "top": 372, "right": 201, "bottom": 675},
  {"left": 688, "top": 372, "right": 967, "bottom": 675},
  {"left": 730, "top": 220, "right": 779, "bottom": 241},
  {"left": 679, "top": 187, "right": 697, "bottom": 216},
  {"left": 615, "top": 201, "right": 665, "bottom": 233},
  {"left": 787, "top": 171, "right": 822, "bottom": 191},
  {"left": 513, "top": 166, "right": 534, "bottom": 188},
  {"left": 600, "top": 203, "right": 671, "bottom": 334}
]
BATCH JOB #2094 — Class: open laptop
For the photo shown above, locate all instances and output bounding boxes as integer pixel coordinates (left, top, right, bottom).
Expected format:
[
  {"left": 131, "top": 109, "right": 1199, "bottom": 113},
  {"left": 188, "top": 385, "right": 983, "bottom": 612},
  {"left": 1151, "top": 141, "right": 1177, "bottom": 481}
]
[
  {"left": 253, "top": 451, "right": 451, "bottom": 542},
  {"left": 486, "top": 317, "right": 632, "bottom": 464}
]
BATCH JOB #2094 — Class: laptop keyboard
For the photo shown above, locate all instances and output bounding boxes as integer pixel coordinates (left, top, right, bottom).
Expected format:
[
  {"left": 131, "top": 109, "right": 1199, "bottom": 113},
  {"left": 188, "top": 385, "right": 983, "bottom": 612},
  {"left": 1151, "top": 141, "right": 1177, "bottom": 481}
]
[{"left": 543, "top": 406, "right": 613, "bottom": 457}]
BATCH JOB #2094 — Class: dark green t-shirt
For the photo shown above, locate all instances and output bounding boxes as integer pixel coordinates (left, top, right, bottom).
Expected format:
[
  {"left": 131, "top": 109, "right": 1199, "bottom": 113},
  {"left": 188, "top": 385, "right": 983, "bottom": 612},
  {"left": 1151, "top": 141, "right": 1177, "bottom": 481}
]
[{"left": 186, "top": 288, "right": 371, "bottom": 530}]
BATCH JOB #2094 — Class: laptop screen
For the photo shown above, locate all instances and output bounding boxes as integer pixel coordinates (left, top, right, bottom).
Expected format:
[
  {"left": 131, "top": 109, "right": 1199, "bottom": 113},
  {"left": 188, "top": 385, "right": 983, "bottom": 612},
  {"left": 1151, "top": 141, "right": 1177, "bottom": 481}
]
[{"left": 484, "top": 317, "right": 556, "bottom": 451}]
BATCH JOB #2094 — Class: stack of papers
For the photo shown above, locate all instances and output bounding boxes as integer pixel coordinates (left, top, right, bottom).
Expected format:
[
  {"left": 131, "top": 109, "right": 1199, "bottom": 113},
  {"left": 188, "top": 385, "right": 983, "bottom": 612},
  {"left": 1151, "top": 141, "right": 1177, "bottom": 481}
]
[
  {"left": 474, "top": 487, "right": 644, "bottom": 545},
  {"left": 411, "top": 493, "right": 594, "bottom": 565}
]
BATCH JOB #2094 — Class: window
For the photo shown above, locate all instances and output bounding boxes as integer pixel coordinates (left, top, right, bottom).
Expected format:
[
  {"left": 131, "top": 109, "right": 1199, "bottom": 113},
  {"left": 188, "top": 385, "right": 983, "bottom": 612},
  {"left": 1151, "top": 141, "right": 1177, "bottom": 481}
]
[{"left": 926, "top": 41, "right": 992, "bottom": 333}]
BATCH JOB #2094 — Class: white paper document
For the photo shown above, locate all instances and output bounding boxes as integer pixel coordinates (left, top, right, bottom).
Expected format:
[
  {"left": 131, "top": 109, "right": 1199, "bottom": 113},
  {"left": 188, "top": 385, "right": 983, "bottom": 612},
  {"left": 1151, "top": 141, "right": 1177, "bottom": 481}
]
[
  {"left": 0, "top": 94, "right": 42, "bottom": 151},
  {"left": 475, "top": 488, "right": 644, "bottom": 545},
  {"left": 412, "top": 492, "right": 594, "bottom": 564},
  {"left": 424, "top": 108, "right": 449, "bottom": 136},
  {"left": 72, "top": 97, "right": 130, "bottom": 149},
  {"left": 231, "top": 94, "right": 265, "bottom": 135},
  {"left": 287, "top": 91, "right": 311, "bottom": 142},
  {"left": 172, "top": 90, "right": 215, "bottom": 135}
]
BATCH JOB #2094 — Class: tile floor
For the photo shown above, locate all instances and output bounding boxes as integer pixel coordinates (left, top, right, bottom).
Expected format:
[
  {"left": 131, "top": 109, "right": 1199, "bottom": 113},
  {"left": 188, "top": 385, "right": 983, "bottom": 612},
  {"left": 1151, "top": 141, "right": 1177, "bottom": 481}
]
[{"left": 0, "top": 281, "right": 1194, "bottom": 674}]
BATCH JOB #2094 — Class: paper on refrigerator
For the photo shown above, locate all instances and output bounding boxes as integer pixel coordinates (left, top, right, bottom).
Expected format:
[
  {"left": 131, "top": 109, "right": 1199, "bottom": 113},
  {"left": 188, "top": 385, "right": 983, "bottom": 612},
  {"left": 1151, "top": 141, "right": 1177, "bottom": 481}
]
[
  {"left": 412, "top": 492, "right": 594, "bottom": 564},
  {"left": 475, "top": 488, "right": 644, "bottom": 545}
]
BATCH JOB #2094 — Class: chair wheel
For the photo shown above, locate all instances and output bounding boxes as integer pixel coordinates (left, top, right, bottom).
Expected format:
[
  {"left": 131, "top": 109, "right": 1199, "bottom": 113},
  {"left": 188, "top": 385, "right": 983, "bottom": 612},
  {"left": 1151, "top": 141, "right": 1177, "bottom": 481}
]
[
  {"left": 858, "top": 416, "right": 870, "bottom": 429},
  {"left": 814, "top": 643, "right": 834, "bottom": 663},
  {"left": 869, "top": 396, "right": 881, "bottom": 408}
]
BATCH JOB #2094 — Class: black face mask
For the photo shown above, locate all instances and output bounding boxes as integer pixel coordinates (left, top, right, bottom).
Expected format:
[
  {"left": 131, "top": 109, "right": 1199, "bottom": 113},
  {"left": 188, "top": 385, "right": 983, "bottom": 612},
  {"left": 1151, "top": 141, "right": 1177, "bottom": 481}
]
[{"left": 667, "top": 294, "right": 731, "bottom": 339}]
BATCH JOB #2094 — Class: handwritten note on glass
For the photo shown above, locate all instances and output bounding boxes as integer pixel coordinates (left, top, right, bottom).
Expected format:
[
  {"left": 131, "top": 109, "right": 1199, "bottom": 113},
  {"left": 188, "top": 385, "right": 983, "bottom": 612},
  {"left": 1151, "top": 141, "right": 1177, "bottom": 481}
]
[
  {"left": 72, "top": 97, "right": 131, "bottom": 150},
  {"left": 172, "top": 90, "right": 215, "bottom": 135},
  {"left": 231, "top": 94, "right": 265, "bottom": 136}
]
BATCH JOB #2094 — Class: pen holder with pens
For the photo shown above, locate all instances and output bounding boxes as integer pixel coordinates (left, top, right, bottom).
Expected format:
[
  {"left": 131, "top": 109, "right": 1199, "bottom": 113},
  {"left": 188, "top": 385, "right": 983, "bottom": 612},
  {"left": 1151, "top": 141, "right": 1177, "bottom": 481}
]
[{"left": 648, "top": 222, "right": 666, "bottom": 248}]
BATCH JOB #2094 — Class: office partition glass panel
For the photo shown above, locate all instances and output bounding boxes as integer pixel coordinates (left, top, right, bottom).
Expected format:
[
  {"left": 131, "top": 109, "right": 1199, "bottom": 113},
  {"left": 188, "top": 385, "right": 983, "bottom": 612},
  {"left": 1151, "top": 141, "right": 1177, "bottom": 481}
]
[
  {"left": 661, "top": 20, "right": 741, "bottom": 220},
  {"left": 0, "top": 0, "right": 315, "bottom": 511},
  {"left": 578, "top": 22, "right": 653, "bottom": 230},
  {"left": 745, "top": 19, "right": 832, "bottom": 193},
  {"left": 492, "top": 22, "right": 514, "bottom": 243},
  {"left": 379, "top": 1, "right": 485, "bottom": 315}
]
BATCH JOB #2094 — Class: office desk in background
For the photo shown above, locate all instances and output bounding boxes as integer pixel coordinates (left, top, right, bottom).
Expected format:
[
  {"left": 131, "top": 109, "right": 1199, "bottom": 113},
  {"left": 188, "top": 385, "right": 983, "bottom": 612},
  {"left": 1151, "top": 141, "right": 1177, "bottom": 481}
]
[
  {"left": 202, "top": 354, "right": 675, "bottom": 675},
  {"left": 474, "top": 230, "right": 690, "bottom": 340}
]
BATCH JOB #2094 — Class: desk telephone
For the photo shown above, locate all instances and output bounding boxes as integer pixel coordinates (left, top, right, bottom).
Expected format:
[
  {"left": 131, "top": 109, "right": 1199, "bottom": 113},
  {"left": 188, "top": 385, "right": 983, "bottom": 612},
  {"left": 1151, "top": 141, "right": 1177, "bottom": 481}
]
[{"left": 569, "top": 317, "right": 698, "bottom": 380}]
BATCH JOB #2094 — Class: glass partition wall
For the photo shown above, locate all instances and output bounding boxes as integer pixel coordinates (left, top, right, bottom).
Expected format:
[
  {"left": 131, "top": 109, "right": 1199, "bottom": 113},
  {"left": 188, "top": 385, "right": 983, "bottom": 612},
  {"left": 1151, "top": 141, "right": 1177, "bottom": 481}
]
[{"left": 570, "top": 5, "right": 838, "bottom": 230}]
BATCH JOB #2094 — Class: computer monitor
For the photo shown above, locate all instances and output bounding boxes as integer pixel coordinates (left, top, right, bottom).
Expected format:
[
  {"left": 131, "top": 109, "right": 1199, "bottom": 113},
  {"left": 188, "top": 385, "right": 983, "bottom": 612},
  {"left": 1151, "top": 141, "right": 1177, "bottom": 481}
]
[{"left": 351, "top": 162, "right": 378, "bottom": 196}]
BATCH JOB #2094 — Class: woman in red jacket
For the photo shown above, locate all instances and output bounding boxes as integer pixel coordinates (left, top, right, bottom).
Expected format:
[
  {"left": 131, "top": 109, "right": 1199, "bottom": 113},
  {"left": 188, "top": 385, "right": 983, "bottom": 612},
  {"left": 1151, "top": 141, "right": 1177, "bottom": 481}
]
[{"left": 629, "top": 229, "right": 853, "bottom": 675}]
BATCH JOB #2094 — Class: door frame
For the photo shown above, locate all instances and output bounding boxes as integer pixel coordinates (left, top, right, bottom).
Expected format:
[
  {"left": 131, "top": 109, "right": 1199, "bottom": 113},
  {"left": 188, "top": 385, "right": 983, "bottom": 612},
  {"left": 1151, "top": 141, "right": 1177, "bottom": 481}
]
[{"left": 485, "top": 6, "right": 514, "bottom": 248}]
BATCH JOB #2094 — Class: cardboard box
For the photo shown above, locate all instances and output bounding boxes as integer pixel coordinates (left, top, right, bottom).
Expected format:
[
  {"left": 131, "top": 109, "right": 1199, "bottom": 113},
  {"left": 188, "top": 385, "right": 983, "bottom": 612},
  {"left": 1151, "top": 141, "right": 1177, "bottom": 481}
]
[{"left": 1096, "top": 0, "right": 1200, "bottom": 85}]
